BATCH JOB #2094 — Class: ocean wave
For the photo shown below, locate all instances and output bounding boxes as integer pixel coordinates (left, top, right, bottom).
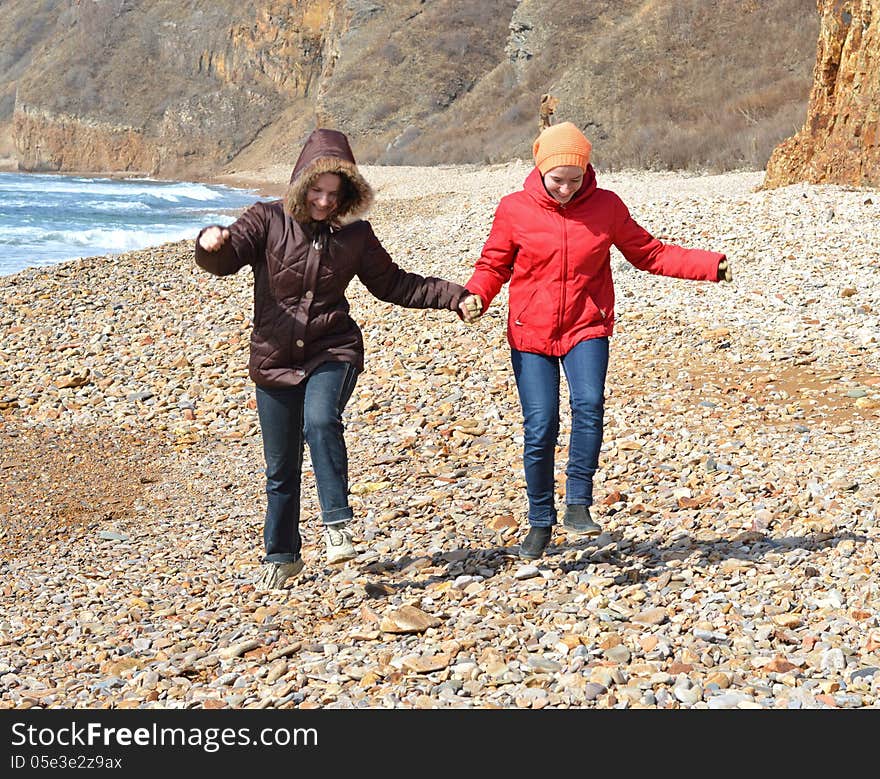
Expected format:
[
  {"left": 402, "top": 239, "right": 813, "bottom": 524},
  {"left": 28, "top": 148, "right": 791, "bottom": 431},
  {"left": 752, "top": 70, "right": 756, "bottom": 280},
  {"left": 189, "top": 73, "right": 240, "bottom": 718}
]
[
  {"left": 81, "top": 200, "right": 153, "bottom": 212},
  {"left": 1, "top": 199, "right": 155, "bottom": 214},
  {"left": 0, "top": 172, "right": 261, "bottom": 275},
  {"left": 0, "top": 224, "right": 202, "bottom": 250},
  {"left": 0, "top": 174, "right": 246, "bottom": 203}
]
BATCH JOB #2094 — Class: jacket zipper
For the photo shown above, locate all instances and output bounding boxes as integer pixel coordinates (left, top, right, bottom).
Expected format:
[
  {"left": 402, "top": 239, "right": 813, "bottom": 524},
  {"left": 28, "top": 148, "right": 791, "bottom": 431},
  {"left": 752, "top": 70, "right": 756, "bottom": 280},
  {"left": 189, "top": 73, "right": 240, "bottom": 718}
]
[{"left": 558, "top": 204, "right": 567, "bottom": 339}]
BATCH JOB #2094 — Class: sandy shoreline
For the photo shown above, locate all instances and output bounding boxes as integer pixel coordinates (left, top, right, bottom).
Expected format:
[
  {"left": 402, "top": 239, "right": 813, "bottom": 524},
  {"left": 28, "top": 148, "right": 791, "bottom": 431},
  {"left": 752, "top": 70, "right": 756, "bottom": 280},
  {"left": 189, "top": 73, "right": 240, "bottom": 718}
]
[{"left": 208, "top": 166, "right": 289, "bottom": 199}]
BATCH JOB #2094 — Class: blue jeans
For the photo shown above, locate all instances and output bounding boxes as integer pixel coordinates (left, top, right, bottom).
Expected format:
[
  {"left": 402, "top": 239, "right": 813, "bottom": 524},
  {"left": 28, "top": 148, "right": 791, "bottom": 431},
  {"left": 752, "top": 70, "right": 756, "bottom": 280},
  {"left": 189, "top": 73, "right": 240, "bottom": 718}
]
[
  {"left": 511, "top": 338, "right": 609, "bottom": 527},
  {"left": 255, "top": 361, "right": 359, "bottom": 563}
]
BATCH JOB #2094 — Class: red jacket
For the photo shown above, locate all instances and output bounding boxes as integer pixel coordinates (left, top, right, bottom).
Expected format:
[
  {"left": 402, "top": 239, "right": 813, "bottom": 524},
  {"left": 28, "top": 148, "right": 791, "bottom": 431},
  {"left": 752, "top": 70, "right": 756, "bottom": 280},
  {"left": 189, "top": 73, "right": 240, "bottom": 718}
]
[{"left": 465, "top": 165, "right": 725, "bottom": 356}]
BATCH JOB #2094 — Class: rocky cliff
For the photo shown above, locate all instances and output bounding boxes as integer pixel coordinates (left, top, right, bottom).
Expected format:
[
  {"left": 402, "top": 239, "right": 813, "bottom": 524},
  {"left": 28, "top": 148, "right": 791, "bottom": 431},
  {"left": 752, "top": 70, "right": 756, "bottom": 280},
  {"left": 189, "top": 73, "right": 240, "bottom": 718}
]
[
  {"left": 6, "top": 0, "right": 336, "bottom": 176},
  {"left": 1, "top": 0, "right": 820, "bottom": 178},
  {"left": 764, "top": 0, "right": 879, "bottom": 188}
]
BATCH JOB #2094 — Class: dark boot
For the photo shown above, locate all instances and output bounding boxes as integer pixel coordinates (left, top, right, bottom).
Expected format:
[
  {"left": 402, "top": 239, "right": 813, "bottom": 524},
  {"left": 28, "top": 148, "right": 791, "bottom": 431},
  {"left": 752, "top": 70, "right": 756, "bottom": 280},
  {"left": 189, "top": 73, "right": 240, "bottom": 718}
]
[
  {"left": 562, "top": 504, "right": 602, "bottom": 536},
  {"left": 519, "top": 526, "right": 552, "bottom": 560}
]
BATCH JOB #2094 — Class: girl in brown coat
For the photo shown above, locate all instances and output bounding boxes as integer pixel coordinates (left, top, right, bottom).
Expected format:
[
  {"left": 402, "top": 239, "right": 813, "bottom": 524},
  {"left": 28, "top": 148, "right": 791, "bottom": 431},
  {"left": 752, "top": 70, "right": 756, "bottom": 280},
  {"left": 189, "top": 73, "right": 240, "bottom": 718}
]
[{"left": 196, "top": 128, "right": 469, "bottom": 590}]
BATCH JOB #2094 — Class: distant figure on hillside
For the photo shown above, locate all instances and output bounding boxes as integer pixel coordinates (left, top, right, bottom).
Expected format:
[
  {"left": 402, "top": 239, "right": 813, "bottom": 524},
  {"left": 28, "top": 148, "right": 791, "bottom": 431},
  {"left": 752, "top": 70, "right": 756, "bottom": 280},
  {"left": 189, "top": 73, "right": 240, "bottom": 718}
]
[
  {"left": 195, "top": 128, "right": 473, "bottom": 591},
  {"left": 458, "top": 121, "right": 732, "bottom": 560},
  {"left": 539, "top": 93, "right": 559, "bottom": 132}
]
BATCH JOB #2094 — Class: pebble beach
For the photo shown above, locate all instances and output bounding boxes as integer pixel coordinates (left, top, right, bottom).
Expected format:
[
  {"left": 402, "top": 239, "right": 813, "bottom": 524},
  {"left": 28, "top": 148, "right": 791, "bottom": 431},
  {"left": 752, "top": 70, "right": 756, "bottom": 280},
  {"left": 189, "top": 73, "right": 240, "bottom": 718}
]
[{"left": 1, "top": 161, "right": 878, "bottom": 710}]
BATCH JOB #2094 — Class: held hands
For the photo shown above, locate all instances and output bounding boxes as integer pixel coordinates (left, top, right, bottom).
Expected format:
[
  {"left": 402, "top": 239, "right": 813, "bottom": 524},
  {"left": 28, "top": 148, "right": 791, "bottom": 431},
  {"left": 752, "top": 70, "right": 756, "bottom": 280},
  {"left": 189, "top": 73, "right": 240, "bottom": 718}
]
[
  {"left": 198, "top": 226, "right": 231, "bottom": 252},
  {"left": 717, "top": 258, "right": 733, "bottom": 283},
  {"left": 458, "top": 293, "right": 484, "bottom": 324}
]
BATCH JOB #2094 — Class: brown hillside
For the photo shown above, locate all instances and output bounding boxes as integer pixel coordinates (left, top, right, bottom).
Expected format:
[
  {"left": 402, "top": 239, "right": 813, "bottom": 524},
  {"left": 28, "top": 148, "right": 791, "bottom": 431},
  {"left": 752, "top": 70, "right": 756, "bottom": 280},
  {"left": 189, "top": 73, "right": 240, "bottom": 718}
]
[{"left": 0, "top": 0, "right": 819, "bottom": 177}]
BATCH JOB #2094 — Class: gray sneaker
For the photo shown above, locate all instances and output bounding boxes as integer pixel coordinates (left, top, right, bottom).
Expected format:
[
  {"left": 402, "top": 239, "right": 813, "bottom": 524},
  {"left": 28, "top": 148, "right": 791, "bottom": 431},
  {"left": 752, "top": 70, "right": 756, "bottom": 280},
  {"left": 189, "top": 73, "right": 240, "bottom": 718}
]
[
  {"left": 255, "top": 559, "right": 304, "bottom": 590},
  {"left": 325, "top": 524, "right": 356, "bottom": 564}
]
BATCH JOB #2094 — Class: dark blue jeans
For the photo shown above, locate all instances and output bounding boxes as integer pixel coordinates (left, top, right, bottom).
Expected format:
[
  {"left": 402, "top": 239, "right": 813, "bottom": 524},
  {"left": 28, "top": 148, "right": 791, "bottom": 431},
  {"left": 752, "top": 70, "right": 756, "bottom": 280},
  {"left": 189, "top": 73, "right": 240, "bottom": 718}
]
[
  {"left": 511, "top": 338, "right": 609, "bottom": 528},
  {"left": 255, "top": 361, "right": 359, "bottom": 563}
]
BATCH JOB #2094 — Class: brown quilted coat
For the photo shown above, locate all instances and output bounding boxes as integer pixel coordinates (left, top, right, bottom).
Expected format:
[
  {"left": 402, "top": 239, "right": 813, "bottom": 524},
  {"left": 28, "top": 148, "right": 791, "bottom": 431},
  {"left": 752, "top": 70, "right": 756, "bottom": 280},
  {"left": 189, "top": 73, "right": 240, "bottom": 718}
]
[{"left": 195, "top": 129, "right": 466, "bottom": 388}]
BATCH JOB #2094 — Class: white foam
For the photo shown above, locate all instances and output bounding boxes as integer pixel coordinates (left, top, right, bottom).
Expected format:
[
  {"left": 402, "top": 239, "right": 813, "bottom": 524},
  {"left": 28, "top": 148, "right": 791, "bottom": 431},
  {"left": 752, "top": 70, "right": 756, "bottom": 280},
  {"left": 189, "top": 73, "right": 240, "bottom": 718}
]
[{"left": 0, "top": 174, "right": 240, "bottom": 202}]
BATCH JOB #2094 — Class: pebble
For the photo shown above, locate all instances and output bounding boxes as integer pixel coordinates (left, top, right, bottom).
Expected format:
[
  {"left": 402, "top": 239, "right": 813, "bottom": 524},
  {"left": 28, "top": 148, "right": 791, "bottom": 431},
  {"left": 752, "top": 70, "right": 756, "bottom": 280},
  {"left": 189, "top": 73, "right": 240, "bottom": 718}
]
[{"left": 1, "top": 164, "right": 878, "bottom": 709}]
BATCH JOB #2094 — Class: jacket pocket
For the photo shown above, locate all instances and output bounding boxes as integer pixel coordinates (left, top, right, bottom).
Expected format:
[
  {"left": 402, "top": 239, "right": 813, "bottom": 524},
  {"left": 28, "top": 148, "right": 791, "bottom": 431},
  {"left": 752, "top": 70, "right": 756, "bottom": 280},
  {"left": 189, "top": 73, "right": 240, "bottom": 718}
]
[
  {"left": 566, "top": 284, "right": 606, "bottom": 326},
  {"left": 513, "top": 287, "right": 551, "bottom": 326},
  {"left": 582, "top": 294, "right": 606, "bottom": 324}
]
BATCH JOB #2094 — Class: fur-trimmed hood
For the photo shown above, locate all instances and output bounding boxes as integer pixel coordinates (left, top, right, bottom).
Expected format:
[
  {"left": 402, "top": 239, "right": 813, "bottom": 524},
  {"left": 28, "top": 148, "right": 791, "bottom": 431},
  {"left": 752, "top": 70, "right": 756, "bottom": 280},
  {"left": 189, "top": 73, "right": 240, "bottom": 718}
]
[{"left": 285, "top": 128, "right": 374, "bottom": 224}]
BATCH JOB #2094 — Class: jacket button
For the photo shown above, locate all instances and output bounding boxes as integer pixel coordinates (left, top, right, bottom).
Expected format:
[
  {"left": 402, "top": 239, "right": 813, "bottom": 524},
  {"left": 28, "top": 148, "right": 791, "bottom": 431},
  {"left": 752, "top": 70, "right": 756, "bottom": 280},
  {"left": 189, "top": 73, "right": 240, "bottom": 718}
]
[{"left": 296, "top": 339, "right": 304, "bottom": 347}]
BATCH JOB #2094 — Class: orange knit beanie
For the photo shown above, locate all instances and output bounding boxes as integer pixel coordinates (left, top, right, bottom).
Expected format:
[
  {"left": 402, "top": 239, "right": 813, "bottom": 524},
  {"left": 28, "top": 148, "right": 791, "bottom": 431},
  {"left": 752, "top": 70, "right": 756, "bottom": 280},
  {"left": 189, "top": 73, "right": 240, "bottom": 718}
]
[{"left": 532, "top": 121, "right": 592, "bottom": 174}]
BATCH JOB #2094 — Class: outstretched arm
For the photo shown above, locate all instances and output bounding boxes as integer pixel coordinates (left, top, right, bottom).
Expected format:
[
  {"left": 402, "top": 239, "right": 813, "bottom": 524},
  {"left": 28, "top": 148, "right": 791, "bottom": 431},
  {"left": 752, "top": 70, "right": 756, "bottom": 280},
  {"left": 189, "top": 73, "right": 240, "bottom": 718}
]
[
  {"left": 611, "top": 195, "right": 726, "bottom": 282},
  {"left": 195, "top": 203, "right": 269, "bottom": 276},
  {"left": 357, "top": 222, "right": 466, "bottom": 311}
]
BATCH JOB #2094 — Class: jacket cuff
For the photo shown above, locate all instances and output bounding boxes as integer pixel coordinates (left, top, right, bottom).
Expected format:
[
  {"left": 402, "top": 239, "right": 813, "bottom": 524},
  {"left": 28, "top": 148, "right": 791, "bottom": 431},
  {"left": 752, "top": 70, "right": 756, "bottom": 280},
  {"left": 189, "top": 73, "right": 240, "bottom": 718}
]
[{"left": 449, "top": 286, "right": 469, "bottom": 311}]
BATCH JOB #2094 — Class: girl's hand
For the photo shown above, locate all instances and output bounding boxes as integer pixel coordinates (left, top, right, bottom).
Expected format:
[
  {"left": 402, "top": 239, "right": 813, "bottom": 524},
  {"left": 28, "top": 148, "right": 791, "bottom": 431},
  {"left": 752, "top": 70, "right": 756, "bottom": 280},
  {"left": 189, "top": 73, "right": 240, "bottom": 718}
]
[
  {"left": 198, "top": 226, "right": 230, "bottom": 252},
  {"left": 459, "top": 294, "right": 484, "bottom": 324}
]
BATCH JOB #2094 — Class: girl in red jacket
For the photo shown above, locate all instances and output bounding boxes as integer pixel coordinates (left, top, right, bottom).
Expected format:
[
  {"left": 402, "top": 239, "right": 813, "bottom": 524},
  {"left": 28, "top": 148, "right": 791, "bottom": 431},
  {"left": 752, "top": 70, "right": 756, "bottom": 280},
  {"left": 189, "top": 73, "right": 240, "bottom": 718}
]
[{"left": 460, "top": 122, "right": 732, "bottom": 560}]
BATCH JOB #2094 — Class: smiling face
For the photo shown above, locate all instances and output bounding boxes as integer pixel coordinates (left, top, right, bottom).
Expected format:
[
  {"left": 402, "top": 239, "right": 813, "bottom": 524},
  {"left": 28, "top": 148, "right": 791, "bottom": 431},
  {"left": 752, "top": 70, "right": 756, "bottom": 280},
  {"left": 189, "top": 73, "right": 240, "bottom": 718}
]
[
  {"left": 542, "top": 165, "right": 584, "bottom": 205},
  {"left": 306, "top": 172, "right": 342, "bottom": 221}
]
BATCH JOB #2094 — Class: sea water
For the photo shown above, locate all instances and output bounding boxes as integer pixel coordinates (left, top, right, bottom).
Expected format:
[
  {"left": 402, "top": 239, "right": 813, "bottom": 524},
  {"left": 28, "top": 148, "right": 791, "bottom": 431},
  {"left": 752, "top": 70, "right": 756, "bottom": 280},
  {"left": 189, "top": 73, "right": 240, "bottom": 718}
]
[{"left": 0, "top": 171, "right": 268, "bottom": 276}]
